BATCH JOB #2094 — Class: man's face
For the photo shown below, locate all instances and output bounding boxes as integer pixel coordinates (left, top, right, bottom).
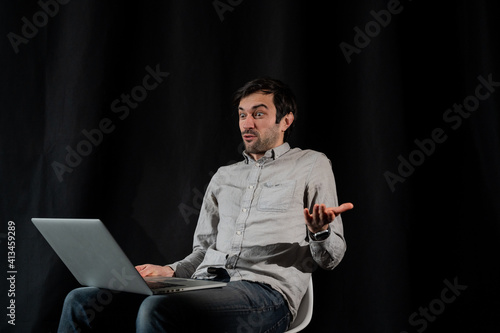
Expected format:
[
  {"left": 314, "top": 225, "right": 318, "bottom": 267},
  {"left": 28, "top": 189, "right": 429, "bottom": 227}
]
[{"left": 238, "top": 92, "right": 293, "bottom": 160}]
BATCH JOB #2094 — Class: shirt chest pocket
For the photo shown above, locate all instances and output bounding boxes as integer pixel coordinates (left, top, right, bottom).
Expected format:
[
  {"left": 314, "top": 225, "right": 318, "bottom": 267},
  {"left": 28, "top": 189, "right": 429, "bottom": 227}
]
[{"left": 257, "top": 180, "right": 296, "bottom": 212}]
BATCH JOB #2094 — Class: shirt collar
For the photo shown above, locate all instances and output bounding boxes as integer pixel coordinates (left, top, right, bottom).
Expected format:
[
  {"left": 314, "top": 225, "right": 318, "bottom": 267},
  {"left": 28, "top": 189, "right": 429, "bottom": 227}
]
[{"left": 243, "top": 142, "right": 291, "bottom": 163}]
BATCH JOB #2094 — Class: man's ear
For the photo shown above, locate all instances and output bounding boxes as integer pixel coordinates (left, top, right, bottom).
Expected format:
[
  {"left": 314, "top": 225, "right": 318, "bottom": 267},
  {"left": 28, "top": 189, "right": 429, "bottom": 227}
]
[{"left": 281, "top": 112, "right": 294, "bottom": 131}]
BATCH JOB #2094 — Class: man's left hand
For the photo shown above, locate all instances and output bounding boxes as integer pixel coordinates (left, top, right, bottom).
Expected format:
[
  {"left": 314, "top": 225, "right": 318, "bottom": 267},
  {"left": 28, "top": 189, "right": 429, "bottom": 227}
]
[{"left": 304, "top": 203, "right": 354, "bottom": 233}]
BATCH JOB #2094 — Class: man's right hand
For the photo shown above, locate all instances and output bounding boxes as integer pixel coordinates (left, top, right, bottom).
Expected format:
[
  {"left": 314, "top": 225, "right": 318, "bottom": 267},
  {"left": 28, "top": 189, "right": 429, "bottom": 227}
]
[{"left": 135, "top": 264, "right": 175, "bottom": 277}]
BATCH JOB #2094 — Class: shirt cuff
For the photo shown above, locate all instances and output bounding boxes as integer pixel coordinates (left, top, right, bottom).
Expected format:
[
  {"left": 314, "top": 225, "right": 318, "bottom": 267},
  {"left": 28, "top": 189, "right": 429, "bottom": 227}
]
[{"left": 166, "top": 262, "right": 190, "bottom": 278}]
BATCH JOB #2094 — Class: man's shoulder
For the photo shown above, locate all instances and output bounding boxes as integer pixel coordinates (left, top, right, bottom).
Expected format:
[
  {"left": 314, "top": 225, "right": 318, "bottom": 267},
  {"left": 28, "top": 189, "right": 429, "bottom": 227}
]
[
  {"left": 287, "top": 147, "right": 329, "bottom": 161},
  {"left": 214, "top": 159, "right": 246, "bottom": 174}
]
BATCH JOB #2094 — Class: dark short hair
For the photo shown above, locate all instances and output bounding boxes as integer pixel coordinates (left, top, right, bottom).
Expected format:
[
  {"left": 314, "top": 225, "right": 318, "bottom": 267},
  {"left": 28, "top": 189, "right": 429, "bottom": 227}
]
[{"left": 232, "top": 77, "right": 297, "bottom": 141}]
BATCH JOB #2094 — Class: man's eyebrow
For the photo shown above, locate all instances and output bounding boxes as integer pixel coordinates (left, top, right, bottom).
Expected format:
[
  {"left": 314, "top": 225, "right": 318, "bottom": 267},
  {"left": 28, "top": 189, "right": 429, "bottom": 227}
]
[{"left": 238, "top": 104, "right": 269, "bottom": 111}]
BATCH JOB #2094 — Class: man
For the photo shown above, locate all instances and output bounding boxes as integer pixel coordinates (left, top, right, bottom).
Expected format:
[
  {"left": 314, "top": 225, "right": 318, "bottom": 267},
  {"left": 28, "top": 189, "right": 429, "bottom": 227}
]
[{"left": 58, "top": 77, "right": 353, "bottom": 332}]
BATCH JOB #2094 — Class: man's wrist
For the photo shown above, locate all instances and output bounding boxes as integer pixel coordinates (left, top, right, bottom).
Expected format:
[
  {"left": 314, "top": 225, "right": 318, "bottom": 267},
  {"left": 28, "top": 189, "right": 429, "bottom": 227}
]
[
  {"left": 166, "top": 266, "right": 175, "bottom": 276},
  {"left": 309, "top": 226, "right": 331, "bottom": 241}
]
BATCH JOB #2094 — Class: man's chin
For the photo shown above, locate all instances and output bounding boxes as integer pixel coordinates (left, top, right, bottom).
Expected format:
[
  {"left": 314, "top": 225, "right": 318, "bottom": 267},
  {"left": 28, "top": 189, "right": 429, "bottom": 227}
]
[{"left": 243, "top": 143, "right": 260, "bottom": 154}]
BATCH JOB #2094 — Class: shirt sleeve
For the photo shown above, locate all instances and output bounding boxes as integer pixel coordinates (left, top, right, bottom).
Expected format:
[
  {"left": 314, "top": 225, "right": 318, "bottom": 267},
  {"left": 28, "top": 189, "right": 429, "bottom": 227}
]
[
  {"left": 305, "top": 153, "right": 347, "bottom": 270},
  {"left": 167, "top": 172, "right": 221, "bottom": 278}
]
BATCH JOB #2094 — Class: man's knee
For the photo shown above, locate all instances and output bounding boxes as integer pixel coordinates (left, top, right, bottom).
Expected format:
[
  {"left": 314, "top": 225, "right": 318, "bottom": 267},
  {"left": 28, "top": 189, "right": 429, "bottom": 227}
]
[
  {"left": 136, "top": 296, "right": 158, "bottom": 329},
  {"left": 64, "top": 287, "right": 99, "bottom": 308},
  {"left": 59, "top": 288, "right": 100, "bottom": 332},
  {"left": 136, "top": 295, "right": 190, "bottom": 331},
  {"left": 137, "top": 296, "right": 163, "bottom": 322}
]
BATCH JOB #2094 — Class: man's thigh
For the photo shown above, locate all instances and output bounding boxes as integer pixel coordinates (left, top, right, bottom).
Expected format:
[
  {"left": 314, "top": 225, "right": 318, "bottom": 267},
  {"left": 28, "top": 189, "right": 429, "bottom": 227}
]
[{"left": 137, "top": 281, "right": 291, "bottom": 332}]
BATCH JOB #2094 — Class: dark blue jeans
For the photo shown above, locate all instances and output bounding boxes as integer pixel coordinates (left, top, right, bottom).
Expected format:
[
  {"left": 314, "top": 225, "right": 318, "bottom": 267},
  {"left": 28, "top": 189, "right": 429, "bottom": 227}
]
[{"left": 58, "top": 281, "right": 291, "bottom": 332}]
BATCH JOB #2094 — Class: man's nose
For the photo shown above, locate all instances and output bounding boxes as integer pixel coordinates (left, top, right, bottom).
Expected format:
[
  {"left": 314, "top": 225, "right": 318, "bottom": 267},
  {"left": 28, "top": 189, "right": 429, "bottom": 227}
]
[{"left": 242, "top": 117, "right": 255, "bottom": 129}]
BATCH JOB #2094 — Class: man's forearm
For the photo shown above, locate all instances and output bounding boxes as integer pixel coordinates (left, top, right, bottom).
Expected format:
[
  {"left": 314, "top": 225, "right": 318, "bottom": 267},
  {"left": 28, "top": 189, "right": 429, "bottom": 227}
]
[
  {"left": 309, "top": 220, "right": 346, "bottom": 270},
  {"left": 167, "top": 249, "right": 206, "bottom": 278}
]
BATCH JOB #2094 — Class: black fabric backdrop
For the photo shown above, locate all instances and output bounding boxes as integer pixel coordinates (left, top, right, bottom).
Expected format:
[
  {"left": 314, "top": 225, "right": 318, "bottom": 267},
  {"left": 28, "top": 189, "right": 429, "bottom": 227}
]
[{"left": 1, "top": 1, "right": 499, "bottom": 332}]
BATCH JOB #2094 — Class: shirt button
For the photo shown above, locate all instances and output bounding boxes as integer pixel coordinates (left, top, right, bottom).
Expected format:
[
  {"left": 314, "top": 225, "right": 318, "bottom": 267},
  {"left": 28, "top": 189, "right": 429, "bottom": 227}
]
[
  {"left": 236, "top": 231, "right": 242, "bottom": 235},
  {"left": 255, "top": 163, "right": 260, "bottom": 167},
  {"left": 242, "top": 208, "right": 247, "bottom": 212},
  {"left": 248, "top": 185, "right": 254, "bottom": 189},
  {"left": 226, "top": 264, "right": 233, "bottom": 269}
]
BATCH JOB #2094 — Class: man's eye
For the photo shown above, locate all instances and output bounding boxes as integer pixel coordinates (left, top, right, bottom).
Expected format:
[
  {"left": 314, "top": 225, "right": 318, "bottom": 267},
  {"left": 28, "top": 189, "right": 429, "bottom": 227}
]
[
  {"left": 254, "top": 112, "right": 264, "bottom": 118},
  {"left": 239, "top": 113, "right": 246, "bottom": 119}
]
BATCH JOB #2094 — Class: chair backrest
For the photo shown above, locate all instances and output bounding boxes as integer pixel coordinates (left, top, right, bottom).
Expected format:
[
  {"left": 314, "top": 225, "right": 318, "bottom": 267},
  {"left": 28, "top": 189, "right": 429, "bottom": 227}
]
[{"left": 285, "top": 277, "right": 313, "bottom": 333}]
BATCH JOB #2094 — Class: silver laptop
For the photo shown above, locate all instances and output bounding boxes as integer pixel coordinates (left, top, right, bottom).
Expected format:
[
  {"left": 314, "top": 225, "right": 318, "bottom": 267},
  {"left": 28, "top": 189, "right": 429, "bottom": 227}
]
[{"left": 31, "top": 218, "right": 226, "bottom": 295}]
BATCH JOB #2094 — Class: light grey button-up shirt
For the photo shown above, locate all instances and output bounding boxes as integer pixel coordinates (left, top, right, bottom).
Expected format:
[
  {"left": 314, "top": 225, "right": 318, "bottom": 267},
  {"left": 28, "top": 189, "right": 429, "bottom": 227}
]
[{"left": 169, "top": 142, "right": 346, "bottom": 319}]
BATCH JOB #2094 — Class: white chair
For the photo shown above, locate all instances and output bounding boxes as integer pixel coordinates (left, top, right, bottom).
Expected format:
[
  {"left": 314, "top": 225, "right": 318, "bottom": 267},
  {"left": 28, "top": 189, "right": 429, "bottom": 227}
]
[{"left": 285, "top": 277, "right": 313, "bottom": 333}]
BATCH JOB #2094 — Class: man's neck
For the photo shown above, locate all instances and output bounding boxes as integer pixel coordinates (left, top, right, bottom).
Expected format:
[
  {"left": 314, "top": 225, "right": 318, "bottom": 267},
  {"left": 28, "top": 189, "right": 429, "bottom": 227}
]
[{"left": 248, "top": 152, "right": 264, "bottom": 161}]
